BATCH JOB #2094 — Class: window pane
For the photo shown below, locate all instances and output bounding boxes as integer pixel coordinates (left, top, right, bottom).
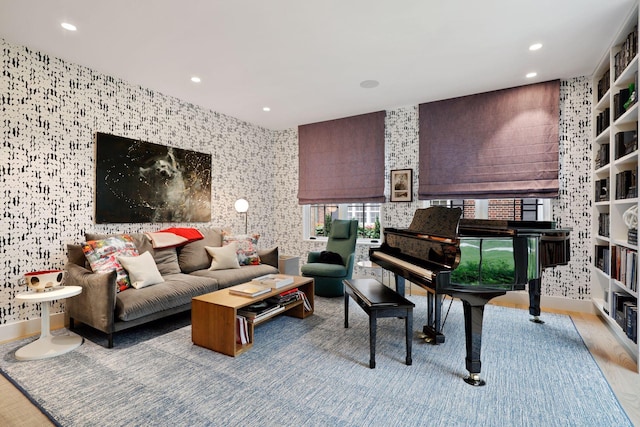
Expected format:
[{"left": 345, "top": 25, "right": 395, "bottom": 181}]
[{"left": 306, "top": 203, "right": 380, "bottom": 239}]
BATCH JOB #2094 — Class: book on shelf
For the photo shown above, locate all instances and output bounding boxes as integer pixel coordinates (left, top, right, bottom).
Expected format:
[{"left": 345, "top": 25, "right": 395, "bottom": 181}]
[
  {"left": 251, "top": 274, "right": 295, "bottom": 289},
  {"left": 229, "top": 282, "right": 271, "bottom": 298}
]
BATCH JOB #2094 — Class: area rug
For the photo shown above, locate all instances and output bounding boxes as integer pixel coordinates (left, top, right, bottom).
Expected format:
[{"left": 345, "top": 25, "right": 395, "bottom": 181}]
[{"left": 0, "top": 295, "right": 632, "bottom": 426}]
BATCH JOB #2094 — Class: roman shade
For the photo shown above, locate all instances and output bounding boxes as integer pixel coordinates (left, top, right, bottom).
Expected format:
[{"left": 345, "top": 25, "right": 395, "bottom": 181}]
[
  {"left": 298, "top": 111, "right": 385, "bottom": 204},
  {"left": 418, "top": 80, "right": 560, "bottom": 199}
]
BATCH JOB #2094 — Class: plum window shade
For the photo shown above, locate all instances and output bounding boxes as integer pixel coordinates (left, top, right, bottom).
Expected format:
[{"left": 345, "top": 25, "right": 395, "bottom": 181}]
[
  {"left": 418, "top": 80, "right": 560, "bottom": 199},
  {"left": 298, "top": 111, "right": 386, "bottom": 204}
]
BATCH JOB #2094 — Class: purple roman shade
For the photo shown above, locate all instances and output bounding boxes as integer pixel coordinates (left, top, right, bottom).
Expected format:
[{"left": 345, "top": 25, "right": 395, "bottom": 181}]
[
  {"left": 418, "top": 80, "right": 560, "bottom": 199},
  {"left": 298, "top": 111, "right": 386, "bottom": 204}
]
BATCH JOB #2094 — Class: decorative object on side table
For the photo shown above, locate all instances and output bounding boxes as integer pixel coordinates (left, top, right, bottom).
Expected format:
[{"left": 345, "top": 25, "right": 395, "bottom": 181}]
[
  {"left": 623, "top": 205, "right": 638, "bottom": 245},
  {"left": 390, "top": 169, "right": 412, "bottom": 202},
  {"left": 14, "top": 285, "right": 84, "bottom": 360},
  {"left": 23, "top": 270, "right": 66, "bottom": 292}
]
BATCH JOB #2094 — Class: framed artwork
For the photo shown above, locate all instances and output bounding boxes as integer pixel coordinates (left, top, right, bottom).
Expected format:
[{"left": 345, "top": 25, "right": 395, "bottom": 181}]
[
  {"left": 390, "top": 169, "right": 412, "bottom": 202},
  {"left": 95, "top": 133, "right": 212, "bottom": 223}
]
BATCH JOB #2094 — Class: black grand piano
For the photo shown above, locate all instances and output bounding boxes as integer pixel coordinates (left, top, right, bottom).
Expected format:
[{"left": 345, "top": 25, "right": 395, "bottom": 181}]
[{"left": 369, "top": 206, "right": 570, "bottom": 386}]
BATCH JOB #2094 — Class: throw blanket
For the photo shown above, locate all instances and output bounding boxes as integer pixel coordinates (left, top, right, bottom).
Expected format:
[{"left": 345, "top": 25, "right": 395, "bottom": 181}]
[{"left": 145, "top": 227, "right": 204, "bottom": 249}]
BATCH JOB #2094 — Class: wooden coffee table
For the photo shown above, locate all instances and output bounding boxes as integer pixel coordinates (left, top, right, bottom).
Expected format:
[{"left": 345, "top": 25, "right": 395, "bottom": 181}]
[{"left": 191, "top": 276, "right": 314, "bottom": 356}]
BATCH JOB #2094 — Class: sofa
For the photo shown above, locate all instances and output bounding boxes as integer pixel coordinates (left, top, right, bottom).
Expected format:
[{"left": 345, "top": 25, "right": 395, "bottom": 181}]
[{"left": 65, "top": 228, "right": 279, "bottom": 348}]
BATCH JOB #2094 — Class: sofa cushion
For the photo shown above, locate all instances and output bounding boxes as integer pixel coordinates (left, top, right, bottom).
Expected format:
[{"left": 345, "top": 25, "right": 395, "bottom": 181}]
[
  {"left": 82, "top": 235, "right": 139, "bottom": 292},
  {"left": 177, "top": 228, "right": 223, "bottom": 273},
  {"left": 115, "top": 273, "right": 218, "bottom": 322},
  {"left": 222, "top": 233, "right": 261, "bottom": 265},
  {"left": 117, "top": 251, "right": 165, "bottom": 289},
  {"left": 190, "top": 263, "right": 279, "bottom": 288},
  {"left": 206, "top": 244, "right": 241, "bottom": 270},
  {"left": 85, "top": 232, "right": 181, "bottom": 275}
]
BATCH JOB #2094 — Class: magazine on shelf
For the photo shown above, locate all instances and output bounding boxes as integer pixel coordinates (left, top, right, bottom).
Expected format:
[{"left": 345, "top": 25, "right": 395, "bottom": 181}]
[
  {"left": 235, "top": 315, "right": 249, "bottom": 344},
  {"left": 251, "top": 274, "right": 294, "bottom": 289},
  {"left": 228, "top": 282, "right": 271, "bottom": 298},
  {"left": 237, "top": 300, "right": 281, "bottom": 318}
]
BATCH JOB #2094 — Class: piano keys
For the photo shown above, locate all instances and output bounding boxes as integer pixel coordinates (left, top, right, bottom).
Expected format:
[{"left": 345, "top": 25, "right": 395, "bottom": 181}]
[{"left": 369, "top": 206, "right": 571, "bottom": 386}]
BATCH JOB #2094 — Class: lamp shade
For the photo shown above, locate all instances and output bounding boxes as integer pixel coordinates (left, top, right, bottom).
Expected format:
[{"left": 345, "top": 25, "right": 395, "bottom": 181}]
[{"left": 234, "top": 198, "right": 249, "bottom": 213}]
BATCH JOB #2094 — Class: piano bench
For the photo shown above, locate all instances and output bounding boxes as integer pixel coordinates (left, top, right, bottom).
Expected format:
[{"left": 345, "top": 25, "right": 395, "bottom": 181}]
[{"left": 343, "top": 278, "right": 415, "bottom": 369}]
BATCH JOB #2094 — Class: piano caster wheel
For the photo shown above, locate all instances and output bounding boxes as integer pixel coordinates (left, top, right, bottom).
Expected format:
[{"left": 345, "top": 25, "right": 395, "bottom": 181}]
[
  {"left": 463, "top": 373, "right": 486, "bottom": 387},
  {"left": 423, "top": 336, "right": 434, "bottom": 343},
  {"left": 530, "top": 316, "right": 545, "bottom": 324}
]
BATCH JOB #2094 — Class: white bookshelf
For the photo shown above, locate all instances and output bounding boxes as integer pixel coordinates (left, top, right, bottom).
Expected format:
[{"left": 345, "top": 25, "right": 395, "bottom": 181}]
[{"left": 591, "top": 2, "right": 639, "bottom": 370}]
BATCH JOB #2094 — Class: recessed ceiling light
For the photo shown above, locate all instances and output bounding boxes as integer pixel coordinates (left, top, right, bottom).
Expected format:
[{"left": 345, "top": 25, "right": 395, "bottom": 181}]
[
  {"left": 529, "top": 43, "right": 543, "bottom": 51},
  {"left": 526, "top": 72, "right": 538, "bottom": 78},
  {"left": 360, "top": 80, "right": 379, "bottom": 89},
  {"left": 263, "top": 107, "right": 271, "bottom": 112},
  {"left": 191, "top": 76, "right": 201, "bottom": 83},
  {"left": 61, "top": 22, "right": 77, "bottom": 31}
]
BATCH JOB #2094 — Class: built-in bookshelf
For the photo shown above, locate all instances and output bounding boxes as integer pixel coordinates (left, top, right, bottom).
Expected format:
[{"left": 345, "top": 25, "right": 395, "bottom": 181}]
[{"left": 592, "top": 2, "right": 639, "bottom": 370}]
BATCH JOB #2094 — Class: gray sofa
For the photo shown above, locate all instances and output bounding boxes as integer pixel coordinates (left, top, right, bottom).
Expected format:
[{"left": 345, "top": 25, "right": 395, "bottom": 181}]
[{"left": 65, "top": 228, "right": 279, "bottom": 347}]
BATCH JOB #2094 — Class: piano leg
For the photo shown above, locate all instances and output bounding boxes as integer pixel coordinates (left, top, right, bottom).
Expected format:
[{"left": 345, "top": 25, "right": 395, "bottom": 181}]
[
  {"left": 423, "top": 291, "right": 445, "bottom": 344},
  {"left": 528, "top": 277, "right": 545, "bottom": 324},
  {"left": 455, "top": 291, "right": 506, "bottom": 386}
]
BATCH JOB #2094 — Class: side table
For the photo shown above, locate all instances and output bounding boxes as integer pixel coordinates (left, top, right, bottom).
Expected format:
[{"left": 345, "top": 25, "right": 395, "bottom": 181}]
[{"left": 15, "top": 286, "right": 84, "bottom": 361}]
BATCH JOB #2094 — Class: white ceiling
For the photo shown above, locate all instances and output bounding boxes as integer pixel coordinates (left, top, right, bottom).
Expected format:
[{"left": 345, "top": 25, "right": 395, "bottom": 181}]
[{"left": 0, "top": 0, "right": 637, "bottom": 130}]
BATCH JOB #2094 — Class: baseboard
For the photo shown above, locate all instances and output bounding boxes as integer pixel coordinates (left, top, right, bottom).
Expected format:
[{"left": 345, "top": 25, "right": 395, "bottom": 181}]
[
  {"left": 0, "top": 313, "right": 66, "bottom": 344},
  {"left": 491, "top": 291, "right": 598, "bottom": 315}
]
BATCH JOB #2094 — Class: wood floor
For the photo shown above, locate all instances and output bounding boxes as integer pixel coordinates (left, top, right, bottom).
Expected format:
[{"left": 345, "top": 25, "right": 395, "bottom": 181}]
[{"left": 1, "top": 298, "right": 639, "bottom": 426}]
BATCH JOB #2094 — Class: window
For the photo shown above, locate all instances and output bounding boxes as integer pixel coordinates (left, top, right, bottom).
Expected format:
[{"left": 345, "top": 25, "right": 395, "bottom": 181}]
[
  {"left": 304, "top": 203, "right": 381, "bottom": 241},
  {"left": 423, "top": 198, "right": 551, "bottom": 221}
]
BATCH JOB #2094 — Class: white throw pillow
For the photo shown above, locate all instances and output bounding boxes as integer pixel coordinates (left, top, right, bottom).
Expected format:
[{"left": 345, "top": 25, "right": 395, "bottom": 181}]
[
  {"left": 206, "top": 243, "right": 241, "bottom": 270},
  {"left": 117, "top": 251, "right": 165, "bottom": 289}
]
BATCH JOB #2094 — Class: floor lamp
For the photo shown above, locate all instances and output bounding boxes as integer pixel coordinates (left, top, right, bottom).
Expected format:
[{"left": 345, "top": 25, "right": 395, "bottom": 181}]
[{"left": 234, "top": 198, "right": 249, "bottom": 234}]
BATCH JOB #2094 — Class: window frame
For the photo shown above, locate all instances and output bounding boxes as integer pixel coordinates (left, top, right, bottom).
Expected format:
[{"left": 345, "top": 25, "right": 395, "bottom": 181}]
[{"left": 302, "top": 203, "right": 383, "bottom": 244}]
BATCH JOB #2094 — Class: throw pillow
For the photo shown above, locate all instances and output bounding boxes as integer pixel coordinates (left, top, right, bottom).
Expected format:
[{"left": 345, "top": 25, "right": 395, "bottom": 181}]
[
  {"left": 178, "top": 228, "right": 223, "bottom": 273},
  {"left": 117, "top": 251, "right": 165, "bottom": 289},
  {"left": 222, "top": 233, "right": 261, "bottom": 266},
  {"left": 82, "top": 235, "right": 139, "bottom": 292},
  {"left": 205, "top": 244, "right": 241, "bottom": 270},
  {"left": 331, "top": 221, "right": 351, "bottom": 239}
]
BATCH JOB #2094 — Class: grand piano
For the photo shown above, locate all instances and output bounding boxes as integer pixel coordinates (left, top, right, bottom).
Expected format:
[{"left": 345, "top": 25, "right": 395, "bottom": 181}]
[{"left": 369, "top": 206, "right": 571, "bottom": 386}]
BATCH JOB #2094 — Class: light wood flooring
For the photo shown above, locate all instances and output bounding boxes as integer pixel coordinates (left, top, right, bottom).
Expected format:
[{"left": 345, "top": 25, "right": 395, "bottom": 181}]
[{"left": 1, "top": 292, "right": 639, "bottom": 426}]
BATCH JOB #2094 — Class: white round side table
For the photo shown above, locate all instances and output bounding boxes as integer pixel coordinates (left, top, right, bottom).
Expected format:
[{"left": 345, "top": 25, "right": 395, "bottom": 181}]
[{"left": 15, "top": 285, "right": 83, "bottom": 361}]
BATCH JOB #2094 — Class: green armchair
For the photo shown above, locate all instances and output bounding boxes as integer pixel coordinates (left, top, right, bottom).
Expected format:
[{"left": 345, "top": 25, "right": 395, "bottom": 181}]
[{"left": 301, "top": 219, "right": 358, "bottom": 297}]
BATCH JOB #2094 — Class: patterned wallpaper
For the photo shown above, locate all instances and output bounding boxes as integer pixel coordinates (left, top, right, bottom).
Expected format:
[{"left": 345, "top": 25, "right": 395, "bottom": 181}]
[{"left": 0, "top": 37, "right": 592, "bottom": 330}]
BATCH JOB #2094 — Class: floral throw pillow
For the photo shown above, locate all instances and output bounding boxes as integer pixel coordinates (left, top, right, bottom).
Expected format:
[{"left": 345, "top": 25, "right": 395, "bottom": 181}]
[
  {"left": 222, "top": 233, "right": 261, "bottom": 266},
  {"left": 82, "top": 235, "right": 139, "bottom": 292}
]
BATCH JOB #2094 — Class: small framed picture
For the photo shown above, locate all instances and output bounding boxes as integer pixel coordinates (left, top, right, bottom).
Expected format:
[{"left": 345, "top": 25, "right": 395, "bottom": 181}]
[{"left": 390, "top": 169, "right": 412, "bottom": 202}]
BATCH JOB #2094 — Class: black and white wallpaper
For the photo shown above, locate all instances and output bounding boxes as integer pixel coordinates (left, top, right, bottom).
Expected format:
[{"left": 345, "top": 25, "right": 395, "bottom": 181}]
[{"left": 1, "top": 37, "right": 592, "bottom": 331}]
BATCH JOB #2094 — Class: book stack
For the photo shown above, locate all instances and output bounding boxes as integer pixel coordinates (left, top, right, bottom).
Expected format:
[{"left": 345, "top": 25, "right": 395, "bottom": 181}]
[
  {"left": 237, "top": 300, "right": 285, "bottom": 323},
  {"left": 251, "top": 274, "right": 294, "bottom": 289},
  {"left": 615, "top": 170, "right": 637, "bottom": 200},
  {"left": 598, "top": 213, "right": 610, "bottom": 238},
  {"left": 596, "top": 108, "right": 610, "bottom": 135},
  {"left": 610, "top": 245, "right": 637, "bottom": 291},
  {"left": 595, "top": 142, "right": 609, "bottom": 169},
  {"left": 595, "top": 245, "right": 610, "bottom": 274},
  {"left": 597, "top": 69, "right": 610, "bottom": 101},
  {"left": 229, "top": 282, "right": 271, "bottom": 298},
  {"left": 611, "top": 291, "right": 638, "bottom": 343},
  {"left": 266, "top": 288, "right": 312, "bottom": 311},
  {"left": 614, "top": 25, "right": 638, "bottom": 80}
]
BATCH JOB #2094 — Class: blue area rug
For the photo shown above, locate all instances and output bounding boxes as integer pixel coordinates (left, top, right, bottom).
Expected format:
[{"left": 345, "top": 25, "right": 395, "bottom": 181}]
[{"left": 0, "top": 295, "right": 632, "bottom": 426}]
